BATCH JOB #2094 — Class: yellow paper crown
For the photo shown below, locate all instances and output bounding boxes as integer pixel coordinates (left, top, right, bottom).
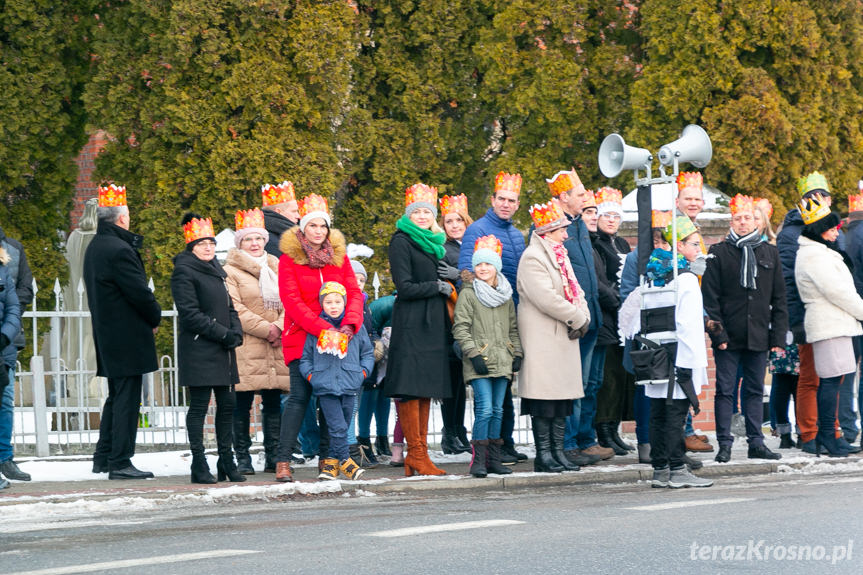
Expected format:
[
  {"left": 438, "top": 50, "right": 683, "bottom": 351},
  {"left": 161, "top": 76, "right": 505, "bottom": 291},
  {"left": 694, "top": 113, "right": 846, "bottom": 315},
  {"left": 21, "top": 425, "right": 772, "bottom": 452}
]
[
  {"left": 235, "top": 208, "right": 266, "bottom": 231},
  {"left": 797, "top": 193, "right": 832, "bottom": 225},
  {"left": 405, "top": 183, "right": 438, "bottom": 208},
  {"left": 298, "top": 193, "right": 329, "bottom": 219},
  {"left": 582, "top": 189, "right": 597, "bottom": 209},
  {"left": 529, "top": 200, "right": 567, "bottom": 233},
  {"left": 98, "top": 184, "right": 127, "bottom": 207},
  {"left": 651, "top": 210, "right": 672, "bottom": 229},
  {"left": 439, "top": 193, "right": 468, "bottom": 216},
  {"left": 754, "top": 197, "right": 773, "bottom": 219},
  {"left": 316, "top": 329, "right": 349, "bottom": 359},
  {"left": 797, "top": 171, "right": 830, "bottom": 197},
  {"left": 662, "top": 216, "right": 699, "bottom": 245},
  {"left": 261, "top": 181, "right": 296, "bottom": 206},
  {"left": 677, "top": 171, "right": 703, "bottom": 192},
  {"left": 474, "top": 234, "right": 502, "bottom": 256},
  {"left": 545, "top": 169, "right": 582, "bottom": 197},
  {"left": 594, "top": 186, "right": 622, "bottom": 208},
  {"left": 850, "top": 193, "right": 863, "bottom": 213},
  {"left": 183, "top": 217, "right": 215, "bottom": 244},
  {"left": 495, "top": 172, "right": 522, "bottom": 195},
  {"left": 729, "top": 194, "right": 754, "bottom": 215}
]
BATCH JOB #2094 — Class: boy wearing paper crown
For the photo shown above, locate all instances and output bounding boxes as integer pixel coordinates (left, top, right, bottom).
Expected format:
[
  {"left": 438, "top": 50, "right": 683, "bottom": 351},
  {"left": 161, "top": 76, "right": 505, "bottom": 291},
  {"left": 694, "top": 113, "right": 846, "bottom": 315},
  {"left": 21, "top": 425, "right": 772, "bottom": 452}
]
[{"left": 299, "top": 281, "right": 374, "bottom": 480}]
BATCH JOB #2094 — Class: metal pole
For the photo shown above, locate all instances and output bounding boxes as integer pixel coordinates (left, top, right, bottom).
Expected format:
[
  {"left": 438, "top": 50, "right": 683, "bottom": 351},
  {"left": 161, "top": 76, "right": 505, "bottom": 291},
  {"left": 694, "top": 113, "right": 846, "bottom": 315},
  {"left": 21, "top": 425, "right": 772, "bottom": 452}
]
[{"left": 31, "top": 356, "right": 50, "bottom": 457}]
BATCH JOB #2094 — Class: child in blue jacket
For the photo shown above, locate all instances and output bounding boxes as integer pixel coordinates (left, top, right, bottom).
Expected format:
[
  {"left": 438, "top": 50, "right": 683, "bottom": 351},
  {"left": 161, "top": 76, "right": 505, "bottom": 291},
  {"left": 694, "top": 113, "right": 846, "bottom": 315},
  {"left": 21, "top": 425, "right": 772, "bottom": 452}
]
[{"left": 300, "top": 282, "right": 375, "bottom": 480}]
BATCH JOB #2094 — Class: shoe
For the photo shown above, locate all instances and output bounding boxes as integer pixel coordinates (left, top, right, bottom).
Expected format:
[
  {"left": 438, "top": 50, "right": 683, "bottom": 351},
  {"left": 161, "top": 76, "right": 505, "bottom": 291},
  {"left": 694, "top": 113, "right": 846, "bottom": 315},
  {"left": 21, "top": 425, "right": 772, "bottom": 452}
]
[
  {"left": 318, "top": 457, "right": 339, "bottom": 480},
  {"left": 290, "top": 453, "right": 306, "bottom": 465},
  {"left": 668, "top": 466, "right": 713, "bottom": 488},
  {"left": 339, "top": 457, "right": 365, "bottom": 480},
  {"left": 747, "top": 444, "right": 781, "bottom": 460},
  {"left": 714, "top": 445, "right": 732, "bottom": 463},
  {"left": 685, "top": 435, "right": 714, "bottom": 452},
  {"left": 651, "top": 466, "right": 670, "bottom": 488},
  {"left": 637, "top": 443, "right": 651, "bottom": 464},
  {"left": 275, "top": 461, "right": 294, "bottom": 482},
  {"left": 441, "top": 429, "right": 470, "bottom": 455},
  {"left": 501, "top": 443, "right": 528, "bottom": 462},
  {"left": 487, "top": 439, "right": 514, "bottom": 475},
  {"left": 357, "top": 436, "right": 380, "bottom": 466},
  {"left": 469, "top": 440, "right": 488, "bottom": 478},
  {"left": 596, "top": 422, "right": 628, "bottom": 456},
  {"left": 1, "top": 460, "right": 32, "bottom": 481},
  {"left": 814, "top": 432, "right": 851, "bottom": 458},
  {"left": 108, "top": 465, "right": 155, "bottom": 480},
  {"left": 0, "top": 477, "right": 8, "bottom": 490},
  {"left": 580, "top": 444, "right": 614, "bottom": 460},
  {"left": 375, "top": 435, "right": 392, "bottom": 457},
  {"left": 531, "top": 417, "right": 564, "bottom": 473},
  {"left": 550, "top": 418, "right": 579, "bottom": 471},
  {"left": 564, "top": 449, "right": 602, "bottom": 466},
  {"left": 235, "top": 454, "right": 255, "bottom": 475},
  {"left": 800, "top": 439, "right": 817, "bottom": 454},
  {"left": 609, "top": 423, "right": 636, "bottom": 452},
  {"left": 190, "top": 453, "right": 216, "bottom": 484},
  {"left": 731, "top": 413, "right": 746, "bottom": 438},
  {"left": 389, "top": 442, "right": 405, "bottom": 467},
  {"left": 350, "top": 443, "right": 377, "bottom": 469},
  {"left": 498, "top": 446, "right": 518, "bottom": 465},
  {"left": 694, "top": 434, "right": 710, "bottom": 443},
  {"left": 92, "top": 460, "right": 109, "bottom": 474},
  {"left": 779, "top": 433, "right": 795, "bottom": 449},
  {"left": 836, "top": 436, "right": 862, "bottom": 454},
  {"left": 216, "top": 457, "right": 248, "bottom": 482},
  {"left": 683, "top": 454, "right": 703, "bottom": 471},
  {"left": 456, "top": 427, "right": 472, "bottom": 453}
]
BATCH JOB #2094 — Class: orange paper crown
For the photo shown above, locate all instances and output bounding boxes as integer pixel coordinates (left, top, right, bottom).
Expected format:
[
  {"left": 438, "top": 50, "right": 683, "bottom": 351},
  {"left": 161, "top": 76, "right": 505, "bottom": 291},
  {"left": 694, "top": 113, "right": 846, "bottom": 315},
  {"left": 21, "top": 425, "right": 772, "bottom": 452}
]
[
  {"left": 594, "top": 187, "right": 623, "bottom": 206},
  {"left": 495, "top": 172, "right": 522, "bottom": 195},
  {"left": 529, "top": 201, "right": 567, "bottom": 233},
  {"left": 439, "top": 194, "right": 468, "bottom": 216},
  {"left": 235, "top": 207, "right": 266, "bottom": 231},
  {"left": 677, "top": 171, "right": 703, "bottom": 193},
  {"left": 298, "top": 193, "right": 329, "bottom": 219},
  {"left": 98, "top": 184, "right": 127, "bottom": 207},
  {"left": 850, "top": 193, "right": 863, "bottom": 213},
  {"left": 316, "top": 330, "right": 349, "bottom": 359},
  {"left": 582, "top": 189, "right": 597, "bottom": 209},
  {"left": 261, "top": 181, "right": 296, "bottom": 206},
  {"left": 474, "top": 235, "right": 502, "bottom": 257},
  {"left": 651, "top": 210, "right": 673, "bottom": 229},
  {"left": 545, "top": 169, "right": 583, "bottom": 197},
  {"left": 729, "top": 194, "right": 754, "bottom": 215},
  {"left": 754, "top": 197, "right": 773, "bottom": 218},
  {"left": 183, "top": 217, "right": 215, "bottom": 244},
  {"left": 405, "top": 183, "right": 438, "bottom": 208}
]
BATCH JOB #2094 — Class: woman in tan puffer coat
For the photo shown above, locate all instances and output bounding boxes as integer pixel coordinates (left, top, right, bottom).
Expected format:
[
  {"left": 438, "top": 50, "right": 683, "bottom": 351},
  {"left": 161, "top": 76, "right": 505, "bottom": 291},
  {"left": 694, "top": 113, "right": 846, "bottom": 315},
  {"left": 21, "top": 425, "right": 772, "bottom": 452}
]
[{"left": 224, "top": 208, "right": 291, "bottom": 475}]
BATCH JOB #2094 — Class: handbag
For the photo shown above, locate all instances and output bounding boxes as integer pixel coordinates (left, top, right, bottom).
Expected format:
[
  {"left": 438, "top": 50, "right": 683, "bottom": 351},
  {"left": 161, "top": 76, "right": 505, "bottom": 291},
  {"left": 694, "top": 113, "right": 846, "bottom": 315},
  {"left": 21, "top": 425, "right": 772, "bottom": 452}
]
[{"left": 630, "top": 335, "right": 673, "bottom": 385}]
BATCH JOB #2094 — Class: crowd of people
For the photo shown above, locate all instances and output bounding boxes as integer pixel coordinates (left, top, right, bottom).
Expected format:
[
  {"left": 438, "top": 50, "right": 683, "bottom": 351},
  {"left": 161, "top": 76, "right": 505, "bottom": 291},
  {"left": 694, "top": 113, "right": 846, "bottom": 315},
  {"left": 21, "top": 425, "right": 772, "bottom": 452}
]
[{"left": 2, "top": 167, "right": 863, "bottom": 491}]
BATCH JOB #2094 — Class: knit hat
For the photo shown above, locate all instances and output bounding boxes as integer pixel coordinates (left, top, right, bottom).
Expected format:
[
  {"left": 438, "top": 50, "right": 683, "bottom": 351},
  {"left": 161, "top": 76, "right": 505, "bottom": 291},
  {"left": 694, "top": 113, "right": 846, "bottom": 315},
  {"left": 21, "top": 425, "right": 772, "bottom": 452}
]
[
  {"left": 319, "top": 281, "right": 347, "bottom": 305},
  {"left": 350, "top": 259, "right": 367, "bottom": 280},
  {"left": 471, "top": 235, "right": 503, "bottom": 273},
  {"left": 405, "top": 183, "right": 438, "bottom": 217},
  {"left": 298, "top": 194, "right": 331, "bottom": 233},
  {"left": 234, "top": 208, "right": 269, "bottom": 247}
]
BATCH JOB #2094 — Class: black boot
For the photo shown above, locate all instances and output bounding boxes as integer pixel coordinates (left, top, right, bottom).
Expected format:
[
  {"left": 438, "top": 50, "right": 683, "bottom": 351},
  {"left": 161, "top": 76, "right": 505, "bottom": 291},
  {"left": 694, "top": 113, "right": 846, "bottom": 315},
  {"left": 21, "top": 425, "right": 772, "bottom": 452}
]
[
  {"left": 357, "top": 436, "right": 380, "bottom": 466},
  {"left": 217, "top": 456, "right": 247, "bottom": 482},
  {"left": 457, "top": 426, "right": 471, "bottom": 453},
  {"left": 486, "top": 439, "right": 513, "bottom": 475},
  {"left": 779, "top": 433, "right": 794, "bottom": 449},
  {"left": 190, "top": 452, "right": 216, "bottom": 484},
  {"left": 375, "top": 435, "right": 392, "bottom": 457},
  {"left": 350, "top": 443, "right": 377, "bottom": 468},
  {"left": 469, "top": 440, "right": 488, "bottom": 477},
  {"left": 532, "top": 417, "right": 564, "bottom": 473},
  {"left": 262, "top": 410, "right": 281, "bottom": 472},
  {"left": 609, "top": 422, "right": 636, "bottom": 452},
  {"left": 551, "top": 417, "right": 580, "bottom": 471},
  {"left": 233, "top": 410, "right": 254, "bottom": 475},
  {"left": 216, "top": 411, "right": 246, "bottom": 483},
  {"left": 596, "top": 422, "right": 628, "bottom": 456},
  {"left": 441, "top": 428, "right": 469, "bottom": 454}
]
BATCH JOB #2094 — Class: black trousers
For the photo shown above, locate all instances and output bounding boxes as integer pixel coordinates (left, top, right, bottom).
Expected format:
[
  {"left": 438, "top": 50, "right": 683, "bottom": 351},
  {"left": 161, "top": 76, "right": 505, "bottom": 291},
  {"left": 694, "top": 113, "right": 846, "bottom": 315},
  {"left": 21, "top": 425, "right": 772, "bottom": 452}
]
[
  {"left": 440, "top": 359, "right": 467, "bottom": 434},
  {"left": 648, "top": 397, "right": 689, "bottom": 470},
  {"left": 187, "top": 385, "right": 235, "bottom": 455},
  {"left": 94, "top": 375, "right": 143, "bottom": 470}
]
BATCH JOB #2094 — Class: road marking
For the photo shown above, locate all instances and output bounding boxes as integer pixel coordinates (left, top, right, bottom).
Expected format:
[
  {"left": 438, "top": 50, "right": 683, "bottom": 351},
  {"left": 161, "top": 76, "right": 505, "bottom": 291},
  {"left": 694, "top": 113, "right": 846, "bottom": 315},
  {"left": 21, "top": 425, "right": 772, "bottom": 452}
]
[
  {"left": 0, "top": 520, "right": 147, "bottom": 535},
  {"left": 365, "top": 519, "right": 525, "bottom": 538},
  {"left": 625, "top": 497, "right": 754, "bottom": 511},
  {"left": 808, "top": 476, "right": 863, "bottom": 486},
  {"left": 7, "top": 550, "right": 260, "bottom": 575}
]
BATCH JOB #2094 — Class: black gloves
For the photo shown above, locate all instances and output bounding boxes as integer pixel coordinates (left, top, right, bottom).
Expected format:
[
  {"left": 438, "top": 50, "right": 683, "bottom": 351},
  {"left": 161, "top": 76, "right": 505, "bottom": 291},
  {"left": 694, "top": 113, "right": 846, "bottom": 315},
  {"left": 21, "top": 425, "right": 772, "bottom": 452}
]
[
  {"left": 437, "top": 280, "right": 454, "bottom": 297},
  {"left": 791, "top": 323, "right": 807, "bottom": 345},
  {"left": 0, "top": 334, "right": 9, "bottom": 350},
  {"left": 437, "top": 261, "right": 460, "bottom": 282},
  {"left": 470, "top": 355, "right": 489, "bottom": 375},
  {"left": 223, "top": 329, "right": 243, "bottom": 349},
  {"left": 511, "top": 356, "right": 522, "bottom": 373}
]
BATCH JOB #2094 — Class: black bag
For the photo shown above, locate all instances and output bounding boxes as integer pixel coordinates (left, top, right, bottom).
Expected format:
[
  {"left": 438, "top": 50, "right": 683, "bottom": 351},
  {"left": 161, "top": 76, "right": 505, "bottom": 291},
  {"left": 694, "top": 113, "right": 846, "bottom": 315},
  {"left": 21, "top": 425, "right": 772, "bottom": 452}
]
[{"left": 630, "top": 335, "right": 673, "bottom": 384}]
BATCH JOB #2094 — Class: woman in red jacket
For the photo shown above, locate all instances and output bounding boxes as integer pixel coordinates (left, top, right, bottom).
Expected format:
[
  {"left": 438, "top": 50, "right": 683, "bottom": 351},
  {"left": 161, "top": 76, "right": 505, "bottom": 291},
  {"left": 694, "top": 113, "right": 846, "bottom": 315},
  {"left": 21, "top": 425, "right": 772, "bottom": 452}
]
[{"left": 274, "top": 194, "right": 363, "bottom": 482}]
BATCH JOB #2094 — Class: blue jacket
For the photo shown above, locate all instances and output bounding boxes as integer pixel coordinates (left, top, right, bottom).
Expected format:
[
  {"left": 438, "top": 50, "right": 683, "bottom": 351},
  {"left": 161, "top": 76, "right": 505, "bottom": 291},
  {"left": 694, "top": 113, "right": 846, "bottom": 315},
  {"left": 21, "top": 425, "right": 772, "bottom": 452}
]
[
  {"left": 845, "top": 217, "right": 863, "bottom": 299},
  {"left": 458, "top": 208, "right": 525, "bottom": 305},
  {"left": 0, "top": 265, "right": 21, "bottom": 368},
  {"left": 776, "top": 209, "right": 805, "bottom": 331},
  {"left": 620, "top": 249, "right": 639, "bottom": 303},
  {"left": 300, "top": 313, "right": 375, "bottom": 397},
  {"left": 563, "top": 214, "right": 601, "bottom": 333}
]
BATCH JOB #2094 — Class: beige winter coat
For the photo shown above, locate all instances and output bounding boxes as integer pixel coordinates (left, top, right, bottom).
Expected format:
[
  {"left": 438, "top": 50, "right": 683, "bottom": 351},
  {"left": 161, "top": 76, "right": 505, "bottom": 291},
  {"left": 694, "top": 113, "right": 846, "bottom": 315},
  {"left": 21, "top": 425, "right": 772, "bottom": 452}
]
[
  {"left": 224, "top": 249, "right": 291, "bottom": 392},
  {"left": 516, "top": 232, "right": 590, "bottom": 400}
]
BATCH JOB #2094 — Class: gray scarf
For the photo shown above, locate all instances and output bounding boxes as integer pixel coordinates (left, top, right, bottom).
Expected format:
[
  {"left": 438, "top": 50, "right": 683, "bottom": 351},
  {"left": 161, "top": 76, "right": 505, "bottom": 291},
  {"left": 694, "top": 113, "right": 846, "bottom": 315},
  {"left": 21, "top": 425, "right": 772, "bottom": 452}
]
[
  {"left": 473, "top": 274, "right": 513, "bottom": 308},
  {"left": 726, "top": 229, "right": 762, "bottom": 290}
]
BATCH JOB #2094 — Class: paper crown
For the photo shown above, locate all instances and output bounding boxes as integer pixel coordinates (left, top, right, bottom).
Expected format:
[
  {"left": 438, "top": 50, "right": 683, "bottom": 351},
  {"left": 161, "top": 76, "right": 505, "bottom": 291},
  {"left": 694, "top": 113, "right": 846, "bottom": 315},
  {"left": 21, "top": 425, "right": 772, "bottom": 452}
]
[
  {"left": 677, "top": 171, "right": 703, "bottom": 192},
  {"left": 316, "top": 329, "right": 349, "bottom": 359},
  {"left": 235, "top": 208, "right": 266, "bottom": 231},
  {"left": 183, "top": 217, "right": 215, "bottom": 244},
  {"left": 261, "top": 181, "right": 296, "bottom": 206},
  {"left": 545, "top": 169, "right": 582, "bottom": 197},
  {"left": 298, "top": 193, "right": 329, "bottom": 219},
  {"left": 320, "top": 281, "right": 347, "bottom": 300},
  {"left": 405, "top": 183, "right": 438, "bottom": 208},
  {"left": 495, "top": 172, "right": 522, "bottom": 195},
  {"left": 652, "top": 210, "right": 673, "bottom": 229},
  {"left": 754, "top": 197, "right": 773, "bottom": 218},
  {"left": 662, "top": 216, "right": 699, "bottom": 244},
  {"left": 797, "top": 193, "right": 832, "bottom": 225},
  {"left": 530, "top": 200, "right": 568, "bottom": 233},
  {"left": 439, "top": 194, "right": 468, "bottom": 216},
  {"left": 582, "top": 189, "right": 597, "bottom": 209},
  {"left": 474, "top": 235, "right": 502, "bottom": 257},
  {"left": 849, "top": 193, "right": 863, "bottom": 213},
  {"left": 797, "top": 171, "right": 830, "bottom": 197},
  {"left": 98, "top": 184, "right": 127, "bottom": 207},
  {"left": 729, "top": 194, "right": 754, "bottom": 215},
  {"left": 594, "top": 187, "right": 622, "bottom": 214}
]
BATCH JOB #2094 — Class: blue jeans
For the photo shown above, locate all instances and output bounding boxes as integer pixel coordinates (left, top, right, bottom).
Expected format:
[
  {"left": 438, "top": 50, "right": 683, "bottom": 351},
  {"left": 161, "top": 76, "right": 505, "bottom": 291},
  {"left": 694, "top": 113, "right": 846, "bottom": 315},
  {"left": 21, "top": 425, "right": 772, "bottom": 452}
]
[
  {"left": 0, "top": 367, "right": 14, "bottom": 462},
  {"left": 565, "top": 328, "right": 598, "bottom": 450},
  {"left": 298, "top": 396, "right": 320, "bottom": 456},
  {"left": 576, "top": 344, "right": 606, "bottom": 448},
  {"left": 684, "top": 411, "right": 695, "bottom": 437},
  {"left": 317, "top": 394, "right": 355, "bottom": 462},
  {"left": 358, "top": 387, "right": 391, "bottom": 438},
  {"left": 347, "top": 397, "right": 358, "bottom": 446},
  {"left": 470, "top": 377, "right": 508, "bottom": 441}
]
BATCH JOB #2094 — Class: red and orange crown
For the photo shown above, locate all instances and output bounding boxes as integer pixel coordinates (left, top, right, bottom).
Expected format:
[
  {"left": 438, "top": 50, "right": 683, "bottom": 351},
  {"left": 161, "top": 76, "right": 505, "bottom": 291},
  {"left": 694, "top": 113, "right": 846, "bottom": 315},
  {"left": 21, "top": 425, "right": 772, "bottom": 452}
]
[
  {"left": 594, "top": 187, "right": 623, "bottom": 206},
  {"left": 850, "top": 194, "right": 863, "bottom": 213},
  {"left": 474, "top": 235, "right": 502, "bottom": 257},
  {"left": 261, "top": 181, "right": 296, "bottom": 206},
  {"left": 582, "top": 189, "right": 597, "bottom": 209},
  {"left": 754, "top": 197, "right": 773, "bottom": 218},
  {"left": 235, "top": 207, "right": 266, "bottom": 231},
  {"left": 298, "top": 193, "right": 329, "bottom": 218},
  {"left": 651, "top": 210, "right": 673, "bottom": 229},
  {"left": 405, "top": 183, "right": 438, "bottom": 208},
  {"left": 183, "top": 217, "right": 215, "bottom": 244},
  {"left": 495, "top": 172, "right": 522, "bottom": 195},
  {"left": 98, "top": 184, "right": 127, "bottom": 207},
  {"left": 439, "top": 194, "right": 468, "bottom": 216},
  {"left": 529, "top": 201, "right": 567, "bottom": 232},
  {"left": 677, "top": 171, "right": 703, "bottom": 192},
  {"left": 729, "top": 194, "right": 754, "bottom": 215},
  {"left": 545, "top": 169, "right": 583, "bottom": 197},
  {"left": 316, "top": 329, "right": 350, "bottom": 359}
]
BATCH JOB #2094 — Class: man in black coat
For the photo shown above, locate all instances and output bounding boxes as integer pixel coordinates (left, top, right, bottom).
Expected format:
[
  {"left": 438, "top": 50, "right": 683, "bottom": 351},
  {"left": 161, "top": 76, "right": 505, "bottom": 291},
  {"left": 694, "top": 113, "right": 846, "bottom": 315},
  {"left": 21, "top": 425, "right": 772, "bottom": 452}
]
[
  {"left": 83, "top": 191, "right": 162, "bottom": 479},
  {"left": 702, "top": 196, "right": 788, "bottom": 463},
  {"left": 261, "top": 182, "right": 300, "bottom": 257}
]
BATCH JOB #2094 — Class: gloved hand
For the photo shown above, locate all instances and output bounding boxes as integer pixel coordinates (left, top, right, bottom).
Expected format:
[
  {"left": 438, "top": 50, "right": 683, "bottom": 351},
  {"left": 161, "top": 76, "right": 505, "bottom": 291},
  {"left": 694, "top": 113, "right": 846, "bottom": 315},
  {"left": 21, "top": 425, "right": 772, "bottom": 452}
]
[
  {"left": 688, "top": 253, "right": 714, "bottom": 276},
  {"left": 470, "top": 355, "right": 489, "bottom": 375},
  {"left": 568, "top": 323, "right": 588, "bottom": 340},
  {"left": 223, "top": 329, "right": 243, "bottom": 349},
  {"left": 791, "top": 323, "right": 807, "bottom": 345},
  {"left": 337, "top": 324, "right": 355, "bottom": 340},
  {"left": 437, "top": 280, "right": 454, "bottom": 297},
  {"left": 437, "top": 261, "right": 460, "bottom": 282},
  {"left": 0, "top": 334, "right": 9, "bottom": 350},
  {"left": 511, "top": 356, "right": 522, "bottom": 373},
  {"left": 373, "top": 340, "right": 385, "bottom": 362}
]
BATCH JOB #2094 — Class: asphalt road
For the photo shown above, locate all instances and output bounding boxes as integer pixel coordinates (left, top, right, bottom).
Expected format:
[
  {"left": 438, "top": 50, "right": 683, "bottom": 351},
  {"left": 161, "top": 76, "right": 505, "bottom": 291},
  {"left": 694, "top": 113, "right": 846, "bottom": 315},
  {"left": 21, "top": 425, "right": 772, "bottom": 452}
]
[{"left": 3, "top": 469, "right": 862, "bottom": 575}]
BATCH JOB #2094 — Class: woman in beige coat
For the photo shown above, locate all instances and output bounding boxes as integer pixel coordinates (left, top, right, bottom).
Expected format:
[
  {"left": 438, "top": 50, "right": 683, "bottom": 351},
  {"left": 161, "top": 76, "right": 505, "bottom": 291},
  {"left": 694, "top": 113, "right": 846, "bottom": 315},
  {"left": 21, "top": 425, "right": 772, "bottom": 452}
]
[
  {"left": 517, "top": 200, "right": 590, "bottom": 472},
  {"left": 224, "top": 208, "right": 291, "bottom": 475}
]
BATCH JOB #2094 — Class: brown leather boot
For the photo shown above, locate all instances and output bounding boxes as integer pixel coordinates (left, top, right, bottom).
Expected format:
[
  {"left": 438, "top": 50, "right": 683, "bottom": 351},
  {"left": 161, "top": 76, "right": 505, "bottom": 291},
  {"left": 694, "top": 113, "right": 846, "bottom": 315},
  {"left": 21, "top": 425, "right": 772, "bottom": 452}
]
[
  {"left": 401, "top": 399, "right": 446, "bottom": 476},
  {"left": 274, "top": 461, "right": 293, "bottom": 483}
]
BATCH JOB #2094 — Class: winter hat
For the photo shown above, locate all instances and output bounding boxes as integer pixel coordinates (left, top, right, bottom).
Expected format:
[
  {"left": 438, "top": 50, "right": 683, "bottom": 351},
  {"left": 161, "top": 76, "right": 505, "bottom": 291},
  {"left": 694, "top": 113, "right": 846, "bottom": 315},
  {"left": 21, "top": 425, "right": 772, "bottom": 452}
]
[
  {"left": 182, "top": 212, "right": 216, "bottom": 250},
  {"left": 405, "top": 183, "right": 438, "bottom": 218},
  {"left": 234, "top": 208, "right": 269, "bottom": 247},
  {"left": 298, "top": 193, "right": 332, "bottom": 233},
  {"left": 350, "top": 259, "right": 367, "bottom": 280},
  {"left": 471, "top": 235, "right": 503, "bottom": 273},
  {"left": 319, "top": 281, "right": 347, "bottom": 306}
]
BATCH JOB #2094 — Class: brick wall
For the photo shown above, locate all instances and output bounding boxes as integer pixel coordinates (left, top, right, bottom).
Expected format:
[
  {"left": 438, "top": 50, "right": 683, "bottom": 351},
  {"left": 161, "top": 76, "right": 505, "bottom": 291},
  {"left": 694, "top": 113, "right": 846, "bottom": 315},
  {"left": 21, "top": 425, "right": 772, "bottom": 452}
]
[{"left": 70, "top": 130, "right": 108, "bottom": 228}]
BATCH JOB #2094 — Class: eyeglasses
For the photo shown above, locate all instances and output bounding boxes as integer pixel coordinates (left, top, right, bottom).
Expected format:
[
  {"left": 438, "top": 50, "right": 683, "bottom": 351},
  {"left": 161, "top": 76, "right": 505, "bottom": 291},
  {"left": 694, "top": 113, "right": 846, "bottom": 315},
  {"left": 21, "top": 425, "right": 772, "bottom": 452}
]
[
  {"left": 600, "top": 214, "right": 621, "bottom": 220},
  {"left": 196, "top": 240, "right": 216, "bottom": 248},
  {"left": 682, "top": 241, "right": 701, "bottom": 248}
]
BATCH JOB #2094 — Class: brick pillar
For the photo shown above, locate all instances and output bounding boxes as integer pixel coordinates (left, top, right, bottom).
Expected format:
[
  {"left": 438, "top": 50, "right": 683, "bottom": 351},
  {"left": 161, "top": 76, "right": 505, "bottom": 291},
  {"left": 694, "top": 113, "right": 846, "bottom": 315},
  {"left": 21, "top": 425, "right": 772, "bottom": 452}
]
[{"left": 70, "top": 130, "right": 108, "bottom": 228}]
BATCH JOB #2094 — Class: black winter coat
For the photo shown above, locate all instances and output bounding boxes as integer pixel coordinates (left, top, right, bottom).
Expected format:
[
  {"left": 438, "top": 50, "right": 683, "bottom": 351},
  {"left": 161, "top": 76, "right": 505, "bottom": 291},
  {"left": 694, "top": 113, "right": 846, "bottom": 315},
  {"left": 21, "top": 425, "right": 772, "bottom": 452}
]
[
  {"left": 263, "top": 209, "right": 296, "bottom": 257},
  {"left": 83, "top": 221, "right": 162, "bottom": 378},
  {"left": 701, "top": 239, "right": 789, "bottom": 351},
  {"left": 383, "top": 231, "right": 452, "bottom": 400},
  {"left": 592, "top": 231, "right": 628, "bottom": 346},
  {"left": 776, "top": 209, "right": 806, "bottom": 334},
  {"left": 171, "top": 251, "right": 242, "bottom": 387}
]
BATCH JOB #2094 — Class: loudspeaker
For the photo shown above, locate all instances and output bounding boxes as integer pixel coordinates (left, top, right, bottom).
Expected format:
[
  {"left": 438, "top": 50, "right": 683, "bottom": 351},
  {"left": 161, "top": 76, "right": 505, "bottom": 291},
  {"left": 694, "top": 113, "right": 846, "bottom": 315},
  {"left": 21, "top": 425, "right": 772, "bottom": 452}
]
[
  {"left": 598, "top": 133, "right": 653, "bottom": 178},
  {"left": 657, "top": 124, "right": 712, "bottom": 168}
]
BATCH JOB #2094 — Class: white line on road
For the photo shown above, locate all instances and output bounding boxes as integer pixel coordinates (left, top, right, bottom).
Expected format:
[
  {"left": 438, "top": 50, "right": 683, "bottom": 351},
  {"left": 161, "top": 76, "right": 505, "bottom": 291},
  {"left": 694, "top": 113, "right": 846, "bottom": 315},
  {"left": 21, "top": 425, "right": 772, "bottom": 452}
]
[
  {"left": 624, "top": 497, "right": 755, "bottom": 511},
  {"left": 7, "top": 550, "right": 261, "bottom": 575},
  {"left": 365, "top": 519, "right": 525, "bottom": 538}
]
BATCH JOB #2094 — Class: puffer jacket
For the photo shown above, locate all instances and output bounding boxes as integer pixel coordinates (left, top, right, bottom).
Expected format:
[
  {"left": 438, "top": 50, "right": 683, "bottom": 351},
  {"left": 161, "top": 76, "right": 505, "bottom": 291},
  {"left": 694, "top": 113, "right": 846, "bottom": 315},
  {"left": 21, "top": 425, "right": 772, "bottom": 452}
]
[
  {"left": 224, "top": 248, "right": 291, "bottom": 392},
  {"left": 299, "top": 313, "right": 375, "bottom": 397},
  {"left": 0, "top": 261, "right": 21, "bottom": 368},
  {"left": 458, "top": 209, "right": 526, "bottom": 305}
]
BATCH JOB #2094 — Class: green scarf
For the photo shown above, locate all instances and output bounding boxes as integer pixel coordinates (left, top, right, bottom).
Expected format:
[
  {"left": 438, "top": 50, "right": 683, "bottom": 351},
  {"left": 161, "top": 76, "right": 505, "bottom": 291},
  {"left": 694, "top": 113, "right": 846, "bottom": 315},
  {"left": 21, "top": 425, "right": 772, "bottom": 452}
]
[{"left": 396, "top": 214, "right": 446, "bottom": 259}]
